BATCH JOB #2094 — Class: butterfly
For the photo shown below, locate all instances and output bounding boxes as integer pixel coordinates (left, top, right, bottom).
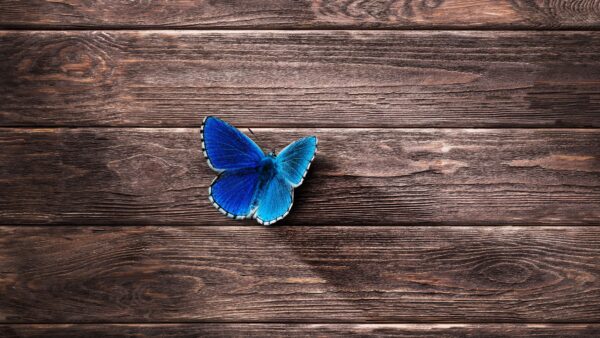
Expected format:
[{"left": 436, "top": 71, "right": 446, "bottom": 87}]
[{"left": 201, "top": 116, "right": 318, "bottom": 225}]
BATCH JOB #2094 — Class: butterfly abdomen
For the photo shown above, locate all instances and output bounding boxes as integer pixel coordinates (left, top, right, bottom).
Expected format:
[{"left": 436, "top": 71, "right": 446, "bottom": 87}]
[{"left": 249, "top": 156, "right": 279, "bottom": 209}]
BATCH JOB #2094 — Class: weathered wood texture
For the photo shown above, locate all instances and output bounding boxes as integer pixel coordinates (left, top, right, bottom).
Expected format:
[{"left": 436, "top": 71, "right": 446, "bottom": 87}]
[
  {"left": 2, "top": 31, "right": 600, "bottom": 128},
  {"left": 2, "top": 0, "right": 600, "bottom": 29},
  {"left": 2, "top": 128, "right": 600, "bottom": 225},
  {"left": 1, "top": 226, "right": 599, "bottom": 322},
  {"left": 2, "top": 324, "right": 600, "bottom": 337}
]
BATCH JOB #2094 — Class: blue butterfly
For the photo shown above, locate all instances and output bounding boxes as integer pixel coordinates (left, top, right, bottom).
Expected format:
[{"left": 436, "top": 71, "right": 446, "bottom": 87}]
[{"left": 201, "top": 116, "right": 318, "bottom": 225}]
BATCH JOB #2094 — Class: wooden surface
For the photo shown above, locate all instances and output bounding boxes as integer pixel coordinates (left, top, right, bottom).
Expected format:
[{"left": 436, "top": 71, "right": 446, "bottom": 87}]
[
  {"left": 2, "top": 31, "right": 600, "bottom": 128},
  {"left": 1, "top": 226, "right": 599, "bottom": 323},
  {"left": 2, "top": 2, "right": 600, "bottom": 337},
  {"left": 2, "top": 324, "right": 600, "bottom": 337},
  {"left": 2, "top": 128, "right": 599, "bottom": 225},
  {"left": 2, "top": 0, "right": 600, "bottom": 29}
]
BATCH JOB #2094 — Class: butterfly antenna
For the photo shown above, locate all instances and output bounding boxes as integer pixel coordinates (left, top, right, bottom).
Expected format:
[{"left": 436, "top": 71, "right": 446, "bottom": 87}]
[
  {"left": 248, "top": 128, "right": 265, "bottom": 149},
  {"left": 248, "top": 128, "right": 274, "bottom": 154}
]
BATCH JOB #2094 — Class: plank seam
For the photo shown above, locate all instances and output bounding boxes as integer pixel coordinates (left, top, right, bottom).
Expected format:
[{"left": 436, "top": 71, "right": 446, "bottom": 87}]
[
  {"left": 3, "top": 27, "right": 600, "bottom": 32},
  {"left": 2, "top": 126, "right": 600, "bottom": 130},
  {"left": 4, "top": 322, "right": 600, "bottom": 325}
]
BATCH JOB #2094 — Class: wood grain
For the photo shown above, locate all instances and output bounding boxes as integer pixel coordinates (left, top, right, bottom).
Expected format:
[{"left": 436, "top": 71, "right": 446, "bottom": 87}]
[
  {"left": 1, "top": 128, "right": 599, "bottom": 225},
  {"left": 2, "top": 323, "right": 600, "bottom": 337},
  {"left": 1, "top": 226, "right": 599, "bottom": 322},
  {"left": 2, "top": 31, "right": 600, "bottom": 128},
  {"left": 2, "top": 0, "right": 600, "bottom": 29}
]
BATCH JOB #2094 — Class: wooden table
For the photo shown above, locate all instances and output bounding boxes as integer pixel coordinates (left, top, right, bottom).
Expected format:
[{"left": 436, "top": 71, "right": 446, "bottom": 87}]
[{"left": 1, "top": 1, "right": 600, "bottom": 337}]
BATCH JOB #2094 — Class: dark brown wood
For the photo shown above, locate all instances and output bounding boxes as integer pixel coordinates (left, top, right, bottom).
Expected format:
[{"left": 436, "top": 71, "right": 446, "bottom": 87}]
[
  {"left": 2, "top": 1, "right": 600, "bottom": 336},
  {"left": 2, "top": 323, "right": 600, "bottom": 337},
  {"left": 2, "top": 31, "right": 600, "bottom": 128},
  {"left": 1, "top": 226, "right": 599, "bottom": 323},
  {"left": 2, "top": 128, "right": 599, "bottom": 225},
  {"left": 2, "top": 0, "right": 600, "bottom": 29}
]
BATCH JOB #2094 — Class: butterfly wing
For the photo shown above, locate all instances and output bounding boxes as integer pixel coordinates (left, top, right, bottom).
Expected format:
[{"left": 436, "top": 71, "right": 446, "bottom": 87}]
[
  {"left": 209, "top": 167, "right": 260, "bottom": 219},
  {"left": 275, "top": 136, "right": 318, "bottom": 187},
  {"left": 255, "top": 174, "right": 293, "bottom": 225},
  {"left": 201, "top": 116, "right": 265, "bottom": 172},
  {"left": 255, "top": 136, "right": 318, "bottom": 225},
  {"left": 202, "top": 116, "right": 265, "bottom": 219}
]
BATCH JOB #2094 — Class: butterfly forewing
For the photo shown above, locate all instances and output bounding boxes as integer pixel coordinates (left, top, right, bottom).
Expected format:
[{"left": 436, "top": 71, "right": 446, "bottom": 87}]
[
  {"left": 201, "top": 116, "right": 264, "bottom": 171},
  {"left": 276, "top": 136, "right": 318, "bottom": 187}
]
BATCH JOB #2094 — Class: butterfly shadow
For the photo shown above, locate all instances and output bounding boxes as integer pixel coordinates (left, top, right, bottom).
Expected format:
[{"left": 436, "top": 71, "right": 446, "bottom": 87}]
[
  {"left": 267, "top": 158, "right": 437, "bottom": 321},
  {"left": 268, "top": 223, "right": 412, "bottom": 322}
]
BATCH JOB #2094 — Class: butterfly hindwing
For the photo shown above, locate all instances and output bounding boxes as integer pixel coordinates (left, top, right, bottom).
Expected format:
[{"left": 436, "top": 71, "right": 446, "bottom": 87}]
[
  {"left": 209, "top": 167, "right": 260, "bottom": 219},
  {"left": 201, "top": 116, "right": 265, "bottom": 171},
  {"left": 276, "top": 136, "right": 318, "bottom": 187},
  {"left": 255, "top": 174, "right": 293, "bottom": 226}
]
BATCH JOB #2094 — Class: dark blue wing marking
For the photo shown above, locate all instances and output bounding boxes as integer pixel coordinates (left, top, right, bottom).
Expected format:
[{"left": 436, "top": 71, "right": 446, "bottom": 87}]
[
  {"left": 275, "top": 136, "right": 317, "bottom": 187},
  {"left": 209, "top": 167, "right": 261, "bottom": 219},
  {"left": 201, "top": 116, "right": 265, "bottom": 172},
  {"left": 255, "top": 174, "right": 293, "bottom": 226}
]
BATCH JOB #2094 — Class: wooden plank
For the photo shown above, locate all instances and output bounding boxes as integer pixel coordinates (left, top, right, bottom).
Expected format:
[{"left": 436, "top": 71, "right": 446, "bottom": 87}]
[
  {"left": 2, "top": 324, "right": 599, "bottom": 337},
  {"left": 2, "top": 1, "right": 600, "bottom": 29},
  {"left": 2, "top": 31, "right": 600, "bottom": 128},
  {"left": 1, "top": 128, "right": 599, "bottom": 225},
  {"left": 1, "top": 226, "right": 599, "bottom": 322}
]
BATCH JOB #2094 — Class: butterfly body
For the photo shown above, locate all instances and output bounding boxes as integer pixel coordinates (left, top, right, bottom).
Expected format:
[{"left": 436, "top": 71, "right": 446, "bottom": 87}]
[
  {"left": 201, "top": 116, "right": 317, "bottom": 225},
  {"left": 249, "top": 155, "right": 278, "bottom": 210}
]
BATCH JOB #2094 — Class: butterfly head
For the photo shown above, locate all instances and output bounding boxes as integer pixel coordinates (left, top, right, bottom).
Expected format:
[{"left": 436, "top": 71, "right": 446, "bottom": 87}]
[{"left": 267, "top": 150, "right": 277, "bottom": 157}]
